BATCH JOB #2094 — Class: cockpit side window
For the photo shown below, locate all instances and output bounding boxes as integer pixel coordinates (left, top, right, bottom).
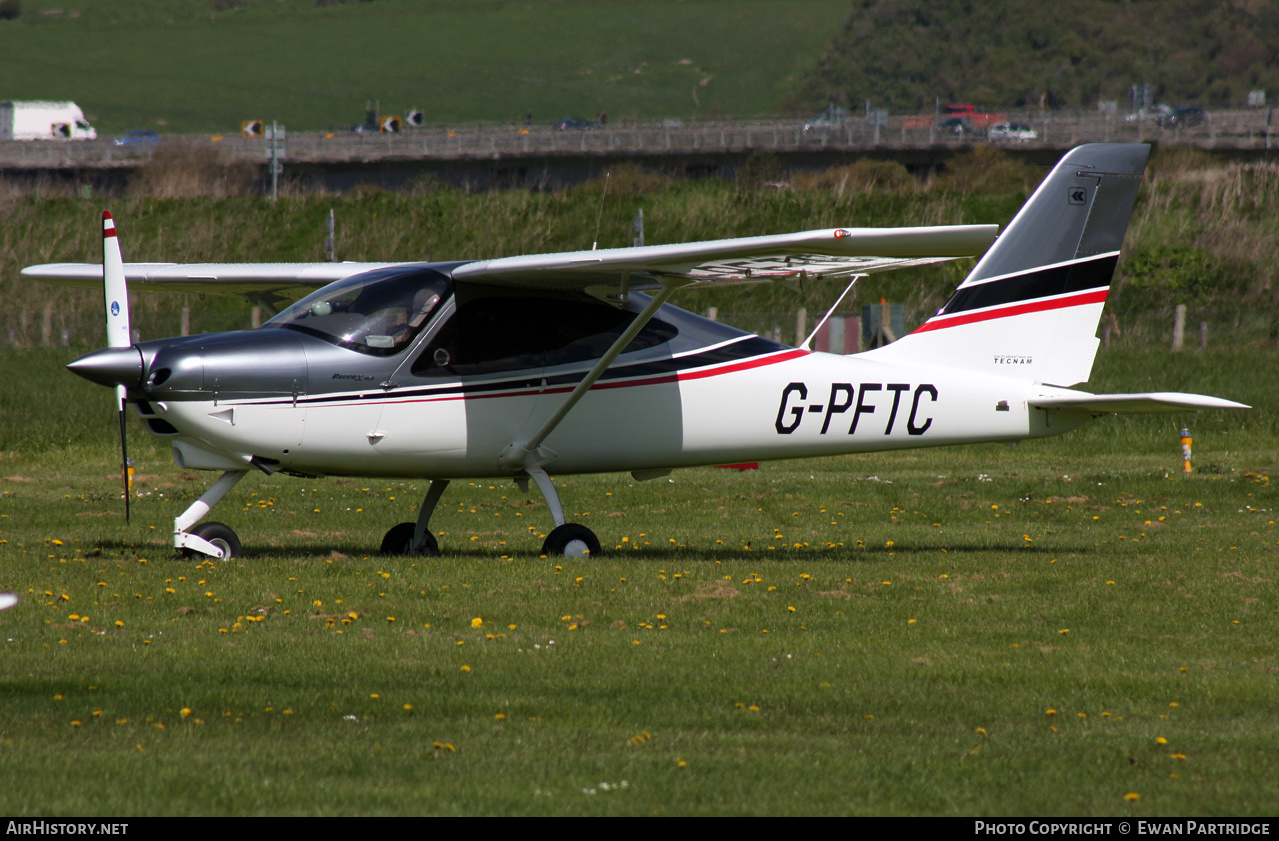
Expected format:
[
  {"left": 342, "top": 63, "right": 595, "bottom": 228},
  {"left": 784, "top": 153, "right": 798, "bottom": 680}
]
[
  {"left": 410, "top": 292, "right": 678, "bottom": 378},
  {"left": 264, "top": 267, "right": 452, "bottom": 356}
]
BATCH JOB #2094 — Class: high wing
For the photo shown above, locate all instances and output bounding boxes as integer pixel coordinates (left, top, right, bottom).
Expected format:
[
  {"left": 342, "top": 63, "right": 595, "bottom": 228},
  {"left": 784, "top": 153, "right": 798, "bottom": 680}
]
[
  {"left": 22, "top": 225, "right": 998, "bottom": 308},
  {"left": 452, "top": 226, "right": 998, "bottom": 291},
  {"left": 20, "top": 261, "right": 405, "bottom": 312}
]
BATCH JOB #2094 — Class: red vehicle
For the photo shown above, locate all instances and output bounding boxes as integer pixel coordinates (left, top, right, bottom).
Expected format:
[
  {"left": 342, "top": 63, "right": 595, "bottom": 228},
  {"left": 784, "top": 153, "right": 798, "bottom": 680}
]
[{"left": 942, "top": 104, "right": 1006, "bottom": 129}]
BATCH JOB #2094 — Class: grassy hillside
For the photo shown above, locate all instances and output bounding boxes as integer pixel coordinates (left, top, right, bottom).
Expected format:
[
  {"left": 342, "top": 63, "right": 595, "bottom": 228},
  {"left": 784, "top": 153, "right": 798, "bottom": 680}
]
[
  {"left": 0, "top": 0, "right": 849, "bottom": 133},
  {"left": 790, "top": 0, "right": 1279, "bottom": 113}
]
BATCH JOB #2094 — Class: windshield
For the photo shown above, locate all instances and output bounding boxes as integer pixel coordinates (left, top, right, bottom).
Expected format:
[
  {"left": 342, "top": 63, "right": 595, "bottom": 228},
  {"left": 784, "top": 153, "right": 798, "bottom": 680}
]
[{"left": 264, "top": 266, "right": 453, "bottom": 355}]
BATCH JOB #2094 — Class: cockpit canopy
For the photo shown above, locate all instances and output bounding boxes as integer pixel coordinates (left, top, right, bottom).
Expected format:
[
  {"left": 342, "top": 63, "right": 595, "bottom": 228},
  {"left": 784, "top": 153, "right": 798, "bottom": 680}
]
[{"left": 263, "top": 266, "right": 452, "bottom": 356}]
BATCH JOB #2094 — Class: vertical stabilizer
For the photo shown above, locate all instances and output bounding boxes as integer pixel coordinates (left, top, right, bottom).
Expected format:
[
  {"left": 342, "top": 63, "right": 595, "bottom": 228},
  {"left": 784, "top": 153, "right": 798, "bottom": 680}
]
[{"left": 864, "top": 144, "right": 1149, "bottom": 386}]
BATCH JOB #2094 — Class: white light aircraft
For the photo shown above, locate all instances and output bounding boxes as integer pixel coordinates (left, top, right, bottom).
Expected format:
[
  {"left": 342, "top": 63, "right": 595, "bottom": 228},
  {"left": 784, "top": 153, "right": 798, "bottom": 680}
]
[{"left": 23, "top": 144, "right": 1247, "bottom": 560}]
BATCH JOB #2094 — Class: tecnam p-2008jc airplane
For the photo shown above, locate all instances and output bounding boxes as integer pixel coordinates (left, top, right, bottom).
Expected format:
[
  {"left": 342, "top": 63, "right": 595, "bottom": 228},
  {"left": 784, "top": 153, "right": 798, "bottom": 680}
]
[{"left": 24, "top": 143, "right": 1247, "bottom": 560}]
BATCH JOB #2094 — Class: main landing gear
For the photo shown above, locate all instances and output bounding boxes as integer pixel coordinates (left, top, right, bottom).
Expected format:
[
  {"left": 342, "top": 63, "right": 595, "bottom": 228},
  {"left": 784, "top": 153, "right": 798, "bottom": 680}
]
[
  {"left": 379, "top": 479, "right": 448, "bottom": 557},
  {"left": 378, "top": 470, "right": 601, "bottom": 559},
  {"left": 525, "top": 467, "right": 601, "bottom": 558},
  {"left": 173, "top": 469, "right": 602, "bottom": 560}
]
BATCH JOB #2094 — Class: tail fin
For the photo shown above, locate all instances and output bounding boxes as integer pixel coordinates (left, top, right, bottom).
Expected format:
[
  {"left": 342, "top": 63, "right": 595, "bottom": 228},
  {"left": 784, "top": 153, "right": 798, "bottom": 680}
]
[{"left": 864, "top": 143, "right": 1149, "bottom": 387}]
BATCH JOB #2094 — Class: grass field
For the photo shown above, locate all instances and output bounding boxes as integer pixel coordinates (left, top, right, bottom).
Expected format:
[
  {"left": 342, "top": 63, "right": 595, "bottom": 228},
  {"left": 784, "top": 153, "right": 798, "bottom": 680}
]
[
  {"left": 0, "top": 346, "right": 1274, "bottom": 816},
  {"left": 2, "top": 0, "right": 850, "bottom": 133}
]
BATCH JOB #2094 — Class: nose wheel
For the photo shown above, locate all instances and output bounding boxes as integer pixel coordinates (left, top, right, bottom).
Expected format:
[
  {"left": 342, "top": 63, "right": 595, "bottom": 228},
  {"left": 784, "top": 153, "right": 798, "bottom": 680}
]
[
  {"left": 173, "top": 470, "right": 247, "bottom": 560},
  {"left": 181, "top": 522, "right": 241, "bottom": 560}
]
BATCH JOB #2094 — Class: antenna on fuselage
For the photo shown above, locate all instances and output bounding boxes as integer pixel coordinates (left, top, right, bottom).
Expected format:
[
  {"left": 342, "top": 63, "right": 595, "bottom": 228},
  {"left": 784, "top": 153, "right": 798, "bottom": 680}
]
[{"left": 591, "top": 170, "right": 611, "bottom": 250}]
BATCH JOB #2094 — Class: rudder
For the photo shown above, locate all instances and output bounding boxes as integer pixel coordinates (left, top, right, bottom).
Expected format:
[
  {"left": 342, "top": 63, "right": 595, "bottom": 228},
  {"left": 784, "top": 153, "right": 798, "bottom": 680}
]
[{"left": 864, "top": 144, "right": 1149, "bottom": 387}]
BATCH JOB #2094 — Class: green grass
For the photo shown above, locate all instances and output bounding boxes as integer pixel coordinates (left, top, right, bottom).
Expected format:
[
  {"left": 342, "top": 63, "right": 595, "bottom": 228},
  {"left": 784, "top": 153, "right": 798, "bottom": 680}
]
[
  {"left": 0, "top": 347, "right": 1275, "bottom": 815},
  {"left": 2, "top": 0, "right": 850, "bottom": 133}
]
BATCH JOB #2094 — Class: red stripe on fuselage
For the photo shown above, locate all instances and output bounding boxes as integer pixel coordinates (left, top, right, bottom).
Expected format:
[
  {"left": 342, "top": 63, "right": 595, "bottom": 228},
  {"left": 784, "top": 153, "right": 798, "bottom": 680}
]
[
  {"left": 308, "top": 348, "right": 811, "bottom": 409},
  {"left": 910, "top": 288, "right": 1108, "bottom": 335}
]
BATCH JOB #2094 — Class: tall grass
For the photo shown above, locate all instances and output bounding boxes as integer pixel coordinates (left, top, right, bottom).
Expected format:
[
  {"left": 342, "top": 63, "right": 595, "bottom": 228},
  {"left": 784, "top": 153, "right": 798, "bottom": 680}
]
[{"left": 3, "top": 145, "right": 1277, "bottom": 338}]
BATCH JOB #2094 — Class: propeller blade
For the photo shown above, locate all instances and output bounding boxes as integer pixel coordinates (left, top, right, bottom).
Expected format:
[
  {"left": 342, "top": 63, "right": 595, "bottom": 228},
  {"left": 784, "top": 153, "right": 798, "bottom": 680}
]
[
  {"left": 118, "top": 387, "right": 131, "bottom": 524},
  {"left": 102, "top": 212, "right": 131, "bottom": 349},
  {"left": 103, "top": 212, "right": 133, "bottom": 523}
]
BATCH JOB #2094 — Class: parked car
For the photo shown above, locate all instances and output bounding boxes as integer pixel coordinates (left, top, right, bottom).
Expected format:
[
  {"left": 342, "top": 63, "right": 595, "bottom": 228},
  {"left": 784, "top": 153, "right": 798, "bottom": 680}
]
[
  {"left": 554, "top": 117, "right": 596, "bottom": 131},
  {"left": 1159, "top": 106, "right": 1204, "bottom": 128},
  {"left": 800, "top": 105, "right": 849, "bottom": 133},
  {"left": 113, "top": 130, "right": 160, "bottom": 147},
  {"left": 1125, "top": 105, "right": 1172, "bottom": 123},
  {"left": 937, "top": 117, "right": 974, "bottom": 135},
  {"left": 987, "top": 122, "right": 1037, "bottom": 142}
]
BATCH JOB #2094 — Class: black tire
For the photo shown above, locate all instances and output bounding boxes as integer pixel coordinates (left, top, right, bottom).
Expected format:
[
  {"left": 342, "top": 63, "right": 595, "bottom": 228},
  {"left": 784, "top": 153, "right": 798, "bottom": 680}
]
[
  {"left": 380, "top": 522, "right": 440, "bottom": 556},
  {"left": 541, "top": 523, "right": 601, "bottom": 558},
  {"left": 182, "top": 521, "right": 241, "bottom": 560}
]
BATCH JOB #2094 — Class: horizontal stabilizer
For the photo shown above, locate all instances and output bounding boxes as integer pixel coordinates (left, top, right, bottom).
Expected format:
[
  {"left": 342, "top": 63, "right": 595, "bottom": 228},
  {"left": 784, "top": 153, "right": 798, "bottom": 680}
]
[{"left": 1030, "top": 392, "right": 1250, "bottom": 414}]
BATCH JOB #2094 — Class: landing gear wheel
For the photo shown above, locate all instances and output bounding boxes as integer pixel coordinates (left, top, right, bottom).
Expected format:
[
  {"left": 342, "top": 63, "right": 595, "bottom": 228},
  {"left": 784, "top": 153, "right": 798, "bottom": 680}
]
[
  {"left": 182, "top": 521, "right": 241, "bottom": 560},
  {"left": 541, "top": 523, "right": 601, "bottom": 558},
  {"left": 380, "top": 522, "right": 440, "bottom": 557}
]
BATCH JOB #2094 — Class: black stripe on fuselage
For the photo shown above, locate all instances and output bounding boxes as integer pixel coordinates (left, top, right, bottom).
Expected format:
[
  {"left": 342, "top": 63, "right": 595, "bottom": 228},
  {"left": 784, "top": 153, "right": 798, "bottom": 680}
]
[
  {"left": 940, "top": 254, "right": 1118, "bottom": 316},
  {"left": 281, "top": 334, "right": 787, "bottom": 407}
]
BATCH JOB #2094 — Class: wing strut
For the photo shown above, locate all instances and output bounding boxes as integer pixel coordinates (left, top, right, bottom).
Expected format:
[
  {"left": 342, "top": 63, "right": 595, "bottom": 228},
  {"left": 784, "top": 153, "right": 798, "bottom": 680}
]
[
  {"left": 499, "top": 281, "right": 686, "bottom": 473},
  {"left": 802, "top": 274, "right": 864, "bottom": 350}
]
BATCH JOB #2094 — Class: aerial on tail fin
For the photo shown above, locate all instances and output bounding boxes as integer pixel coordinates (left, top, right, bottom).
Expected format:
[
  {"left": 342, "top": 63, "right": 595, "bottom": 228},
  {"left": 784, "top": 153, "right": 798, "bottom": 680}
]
[{"left": 865, "top": 143, "right": 1150, "bottom": 387}]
